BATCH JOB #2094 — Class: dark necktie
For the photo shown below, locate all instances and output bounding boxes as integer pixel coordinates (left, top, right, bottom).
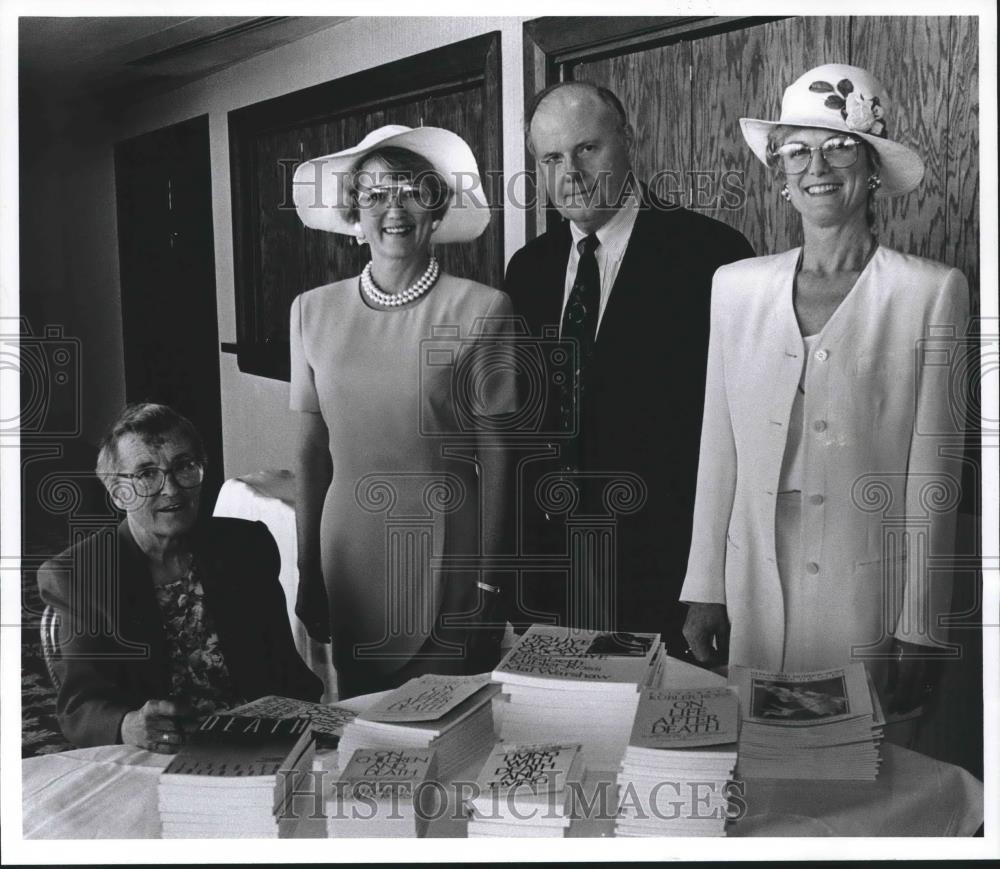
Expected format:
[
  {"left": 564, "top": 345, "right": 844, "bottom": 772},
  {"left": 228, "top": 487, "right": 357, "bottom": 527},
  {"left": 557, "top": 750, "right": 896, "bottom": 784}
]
[{"left": 559, "top": 233, "right": 600, "bottom": 472}]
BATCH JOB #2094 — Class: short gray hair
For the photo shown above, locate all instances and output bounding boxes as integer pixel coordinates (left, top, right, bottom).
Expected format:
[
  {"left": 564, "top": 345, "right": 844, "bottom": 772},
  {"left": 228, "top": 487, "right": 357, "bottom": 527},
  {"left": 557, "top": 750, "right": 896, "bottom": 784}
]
[{"left": 95, "top": 402, "right": 205, "bottom": 482}]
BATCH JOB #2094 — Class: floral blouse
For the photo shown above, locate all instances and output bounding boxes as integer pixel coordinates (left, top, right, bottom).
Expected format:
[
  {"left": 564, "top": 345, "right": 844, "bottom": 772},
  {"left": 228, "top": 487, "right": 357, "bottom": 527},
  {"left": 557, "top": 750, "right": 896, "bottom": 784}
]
[{"left": 153, "top": 559, "right": 244, "bottom": 716}]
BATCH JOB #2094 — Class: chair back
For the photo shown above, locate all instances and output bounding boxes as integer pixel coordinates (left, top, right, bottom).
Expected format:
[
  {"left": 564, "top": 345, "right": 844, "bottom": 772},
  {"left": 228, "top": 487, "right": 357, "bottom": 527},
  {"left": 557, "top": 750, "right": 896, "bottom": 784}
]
[{"left": 40, "top": 605, "right": 62, "bottom": 692}]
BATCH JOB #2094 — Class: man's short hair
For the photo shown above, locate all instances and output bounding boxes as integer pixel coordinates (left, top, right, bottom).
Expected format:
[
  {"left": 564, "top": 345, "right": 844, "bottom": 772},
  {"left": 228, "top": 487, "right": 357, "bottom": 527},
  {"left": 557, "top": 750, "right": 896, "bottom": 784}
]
[
  {"left": 95, "top": 402, "right": 206, "bottom": 481},
  {"left": 524, "top": 81, "right": 630, "bottom": 142}
]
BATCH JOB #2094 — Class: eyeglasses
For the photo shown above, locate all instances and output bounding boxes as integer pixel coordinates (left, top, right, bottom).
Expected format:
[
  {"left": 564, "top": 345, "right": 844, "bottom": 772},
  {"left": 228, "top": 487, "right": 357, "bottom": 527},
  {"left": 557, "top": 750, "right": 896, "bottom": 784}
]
[
  {"left": 115, "top": 459, "right": 205, "bottom": 497},
  {"left": 356, "top": 183, "right": 432, "bottom": 211},
  {"left": 775, "top": 136, "right": 862, "bottom": 175}
]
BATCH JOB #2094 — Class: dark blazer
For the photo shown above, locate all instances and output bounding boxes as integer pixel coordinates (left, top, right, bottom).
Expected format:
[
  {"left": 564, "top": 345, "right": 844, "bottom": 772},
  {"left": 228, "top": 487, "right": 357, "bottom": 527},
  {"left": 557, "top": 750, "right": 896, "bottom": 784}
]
[
  {"left": 503, "top": 195, "right": 754, "bottom": 651},
  {"left": 37, "top": 516, "right": 323, "bottom": 747}
]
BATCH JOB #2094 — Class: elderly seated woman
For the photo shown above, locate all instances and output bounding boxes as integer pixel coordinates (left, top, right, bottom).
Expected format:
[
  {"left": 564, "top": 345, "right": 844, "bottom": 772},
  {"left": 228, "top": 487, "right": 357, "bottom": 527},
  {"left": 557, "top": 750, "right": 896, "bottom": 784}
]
[{"left": 37, "top": 403, "right": 322, "bottom": 751}]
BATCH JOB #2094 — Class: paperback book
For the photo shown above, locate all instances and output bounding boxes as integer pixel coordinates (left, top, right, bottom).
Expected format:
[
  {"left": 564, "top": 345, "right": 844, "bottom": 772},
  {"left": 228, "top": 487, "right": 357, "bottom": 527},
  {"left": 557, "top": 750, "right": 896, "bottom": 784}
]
[
  {"left": 729, "top": 663, "right": 883, "bottom": 780},
  {"left": 467, "top": 742, "right": 585, "bottom": 837},
  {"left": 492, "top": 625, "right": 665, "bottom": 771},
  {"left": 158, "top": 714, "right": 316, "bottom": 838},
  {"left": 225, "top": 695, "right": 357, "bottom": 748},
  {"left": 326, "top": 747, "right": 437, "bottom": 838},
  {"left": 338, "top": 674, "right": 499, "bottom": 779},
  {"left": 616, "top": 687, "right": 739, "bottom": 837}
]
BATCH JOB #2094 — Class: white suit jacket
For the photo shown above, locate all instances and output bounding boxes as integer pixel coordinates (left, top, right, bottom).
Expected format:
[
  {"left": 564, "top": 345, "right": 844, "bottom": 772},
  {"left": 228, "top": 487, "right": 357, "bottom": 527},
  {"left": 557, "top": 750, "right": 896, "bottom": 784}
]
[{"left": 681, "top": 245, "right": 970, "bottom": 675}]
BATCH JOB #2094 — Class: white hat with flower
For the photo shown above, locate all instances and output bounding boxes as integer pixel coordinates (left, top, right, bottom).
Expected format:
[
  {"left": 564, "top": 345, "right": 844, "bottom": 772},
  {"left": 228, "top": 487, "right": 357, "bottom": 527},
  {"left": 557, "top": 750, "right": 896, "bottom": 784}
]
[{"left": 740, "top": 63, "right": 925, "bottom": 196}]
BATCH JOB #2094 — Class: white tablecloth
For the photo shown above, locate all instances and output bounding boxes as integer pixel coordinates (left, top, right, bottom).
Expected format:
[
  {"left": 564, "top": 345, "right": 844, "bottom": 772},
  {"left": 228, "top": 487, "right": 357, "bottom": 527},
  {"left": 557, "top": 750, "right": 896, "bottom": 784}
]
[
  {"left": 213, "top": 470, "right": 337, "bottom": 701},
  {"left": 21, "top": 657, "right": 984, "bottom": 839}
]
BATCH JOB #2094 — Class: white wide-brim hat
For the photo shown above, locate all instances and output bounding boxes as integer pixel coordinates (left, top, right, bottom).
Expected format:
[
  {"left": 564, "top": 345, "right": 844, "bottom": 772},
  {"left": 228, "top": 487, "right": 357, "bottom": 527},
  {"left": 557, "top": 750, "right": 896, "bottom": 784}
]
[
  {"left": 292, "top": 124, "right": 491, "bottom": 243},
  {"left": 740, "top": 63, "right": 924, "bottom": 197}
]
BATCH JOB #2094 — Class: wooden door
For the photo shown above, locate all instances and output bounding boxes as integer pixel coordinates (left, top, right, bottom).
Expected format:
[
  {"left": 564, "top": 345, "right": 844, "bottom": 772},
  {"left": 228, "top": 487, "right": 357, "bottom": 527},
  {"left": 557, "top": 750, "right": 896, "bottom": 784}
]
[{"left": 114, "top": 115, "right": 223, "bottom": 510}]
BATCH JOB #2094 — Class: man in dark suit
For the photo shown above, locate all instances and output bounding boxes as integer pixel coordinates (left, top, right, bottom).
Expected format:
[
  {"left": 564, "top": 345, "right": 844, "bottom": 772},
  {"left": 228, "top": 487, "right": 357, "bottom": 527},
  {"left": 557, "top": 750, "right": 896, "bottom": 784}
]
[{"left": 503, "top": 82, "right": 753, "bottom": 654}]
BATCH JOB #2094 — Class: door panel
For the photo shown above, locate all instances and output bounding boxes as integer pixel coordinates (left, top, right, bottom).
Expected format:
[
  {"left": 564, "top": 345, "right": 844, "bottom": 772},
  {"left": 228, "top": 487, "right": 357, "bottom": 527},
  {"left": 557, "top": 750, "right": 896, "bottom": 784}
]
[
  {"left": 115, "top": 115, "right": 223, "bottom": 510},
  {"left": 691, "top": 17, "right": 851, "bottom": 256},
  {"left": 574, "top": 41, "right": 692, "bottom": 206}
]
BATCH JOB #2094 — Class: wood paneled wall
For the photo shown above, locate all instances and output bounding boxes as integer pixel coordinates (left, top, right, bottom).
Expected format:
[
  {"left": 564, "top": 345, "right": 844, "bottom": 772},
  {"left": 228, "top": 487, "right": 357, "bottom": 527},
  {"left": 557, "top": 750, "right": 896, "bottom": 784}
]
[{"left": 571, "top": 17, "right": 979, "bottom": 308}]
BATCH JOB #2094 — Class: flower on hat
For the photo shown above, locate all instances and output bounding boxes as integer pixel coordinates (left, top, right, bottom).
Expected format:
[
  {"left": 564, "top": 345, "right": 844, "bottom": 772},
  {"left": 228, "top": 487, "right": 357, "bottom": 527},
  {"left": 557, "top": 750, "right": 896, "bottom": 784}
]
[
  {"left": 844, "top": 92, "right": 886, "bottom": 137},
  {"left": 808, "top": 77, "right": 887, "bottom": 137}
]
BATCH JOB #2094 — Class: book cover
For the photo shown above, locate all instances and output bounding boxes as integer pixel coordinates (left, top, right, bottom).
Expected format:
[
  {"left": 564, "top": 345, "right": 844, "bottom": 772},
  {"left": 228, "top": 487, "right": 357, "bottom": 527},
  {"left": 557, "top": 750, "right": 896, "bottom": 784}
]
[
  {"left": 334, "top": 747, "right": 437, "bottom": 802},
  {"left": 354, "top": 681, "right": 499, "bottom": 735},
  {"left": 362, "top": 673, "right": 492, "bottom": 723},
  {"left": 226, "top": 695, "right": 357, "bottom": 745},
  {"left": 161, "top": 715, "right": 313, "bottom": 778},
  {"left": 629, "top": 687, "right": 739, "bottom": 749},
  {"left": 493, "top": 626, "right": 661, "bottom": 687},
  {"left": 730, "top": 663, "right": 874, "bottom": 726},
  {"left": 474, "top": 742, "right": 581, "bottom": 797}
]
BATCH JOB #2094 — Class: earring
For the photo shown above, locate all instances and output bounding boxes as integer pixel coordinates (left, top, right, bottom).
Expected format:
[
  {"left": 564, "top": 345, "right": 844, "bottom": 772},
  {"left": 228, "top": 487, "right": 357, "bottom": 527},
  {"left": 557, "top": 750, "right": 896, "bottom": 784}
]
[
  {"left": 431, "top": 219, "right": 441, "bottom": 231},
  {"left": 780, "top": 184, "right": 791, "bottom": 202},
  {"left": 867, "top": 173, "right": 882, "bottom": 192}
]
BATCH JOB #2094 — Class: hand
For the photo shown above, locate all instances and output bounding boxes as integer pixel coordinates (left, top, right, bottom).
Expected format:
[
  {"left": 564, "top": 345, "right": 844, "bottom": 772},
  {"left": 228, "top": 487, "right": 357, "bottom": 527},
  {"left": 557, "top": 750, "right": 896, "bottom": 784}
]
[
  {"left": 296, "top": 565, "right": 332, "bottom": 644},
  {"left": 886, "top": 638, "right": 941, "bottom": 715},
  {"left": 120, "top": 699, "right": 190, "bottom": 753},
  {"left": 682, "top": 603, "right": 730, "bottom": 667}
]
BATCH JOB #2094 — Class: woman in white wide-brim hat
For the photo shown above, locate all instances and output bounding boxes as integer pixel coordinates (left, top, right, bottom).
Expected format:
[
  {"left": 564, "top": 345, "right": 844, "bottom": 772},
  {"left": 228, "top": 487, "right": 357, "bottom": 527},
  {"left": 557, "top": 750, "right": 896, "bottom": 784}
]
[
  {"left": 680, "top": 65, "right": 969, "bottom": 713},
  {"left": 289, "top": 125, "right": 514, "bottom": 699}
]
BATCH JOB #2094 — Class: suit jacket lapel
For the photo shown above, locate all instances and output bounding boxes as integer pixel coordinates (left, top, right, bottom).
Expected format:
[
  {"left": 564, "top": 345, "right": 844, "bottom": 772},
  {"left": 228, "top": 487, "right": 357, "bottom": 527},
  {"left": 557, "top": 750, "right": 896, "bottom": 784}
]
[
  {"left": 117, "top": 519, "right": 167, "bottom": 678},
  {"left": 540, "top": 221, "right": 572, "bottom": 332},
  {"left": 595, "top": 197, "right": 666, "bottom": 348}
]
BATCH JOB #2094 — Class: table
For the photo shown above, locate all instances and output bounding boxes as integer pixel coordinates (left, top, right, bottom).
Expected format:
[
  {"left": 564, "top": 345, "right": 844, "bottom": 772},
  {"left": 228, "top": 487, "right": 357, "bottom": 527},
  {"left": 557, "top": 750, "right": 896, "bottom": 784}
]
[
  {"left": 213, "top": 470, "right": 337, "bottom": 700},
  {"left": 21, "top": 658, "right": 984, "bottom": 839}
]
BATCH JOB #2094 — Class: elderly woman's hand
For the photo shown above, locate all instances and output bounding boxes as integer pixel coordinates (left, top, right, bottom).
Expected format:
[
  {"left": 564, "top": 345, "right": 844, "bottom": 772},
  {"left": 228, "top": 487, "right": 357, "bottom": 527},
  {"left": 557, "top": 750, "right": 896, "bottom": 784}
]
[{"left": 120, "top": 699, "right": 190, "bottom": 753}]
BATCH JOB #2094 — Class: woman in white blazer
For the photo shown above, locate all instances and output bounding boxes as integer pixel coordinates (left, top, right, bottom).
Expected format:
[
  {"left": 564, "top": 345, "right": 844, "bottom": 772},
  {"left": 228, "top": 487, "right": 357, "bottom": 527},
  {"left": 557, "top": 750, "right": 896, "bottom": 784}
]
[{"left": 680, "top": 64, "right": 969, "bottom": 712}]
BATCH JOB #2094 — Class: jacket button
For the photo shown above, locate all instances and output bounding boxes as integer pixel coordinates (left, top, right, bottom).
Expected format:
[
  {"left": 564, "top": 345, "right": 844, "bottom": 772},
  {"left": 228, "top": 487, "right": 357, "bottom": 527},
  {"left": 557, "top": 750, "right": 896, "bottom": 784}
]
[
  {"left": 806, "top": 562, "right": 820, "bottom": 575},
  {"left": 814, "top": 349, "right": 829, "bottom": 362},
  {"left": 813, "top": 419, "right": 828, "bottom": 432},
  {"left": 809, "top": 493, "right": 825, "bottom": 505}
]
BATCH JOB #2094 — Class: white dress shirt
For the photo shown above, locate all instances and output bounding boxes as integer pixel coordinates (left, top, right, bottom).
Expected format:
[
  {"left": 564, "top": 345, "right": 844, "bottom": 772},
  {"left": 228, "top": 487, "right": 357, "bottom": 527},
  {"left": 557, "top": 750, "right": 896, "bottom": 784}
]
[{"left": 561, "top": 198, "right": 640, "bottom": 336}]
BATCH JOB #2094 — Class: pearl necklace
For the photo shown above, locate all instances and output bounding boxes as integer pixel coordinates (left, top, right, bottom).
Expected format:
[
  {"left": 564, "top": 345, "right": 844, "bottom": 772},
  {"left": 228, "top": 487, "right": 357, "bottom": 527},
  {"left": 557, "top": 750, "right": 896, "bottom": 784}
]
[{"left": 361, "top": 256, "right": 440, "bottom": 308}]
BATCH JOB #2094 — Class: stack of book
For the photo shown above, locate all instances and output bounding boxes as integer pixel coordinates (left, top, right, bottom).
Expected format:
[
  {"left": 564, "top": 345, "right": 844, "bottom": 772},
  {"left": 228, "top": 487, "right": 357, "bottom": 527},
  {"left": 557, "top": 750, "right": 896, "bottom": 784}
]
[
  {"left": 337, "top": 674, "right": 499, "bottom": 779},
  {"left": 615, "top": 687, "right": 739, "bottom": 837},
  {"left": 466, "top": 742, "right": 585, "bottom": 838},
  {"left": 730, "top": 663, "right": 884, "bottom": 780},
  {"left": 491, "top": 626, "right": 665, "bottom": 771},
  {"left": 158, "top": 715, "right": 315, "bottom": 838},
  {"left": 327, "top": 747, "right": 437, "bottom": 838}
]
